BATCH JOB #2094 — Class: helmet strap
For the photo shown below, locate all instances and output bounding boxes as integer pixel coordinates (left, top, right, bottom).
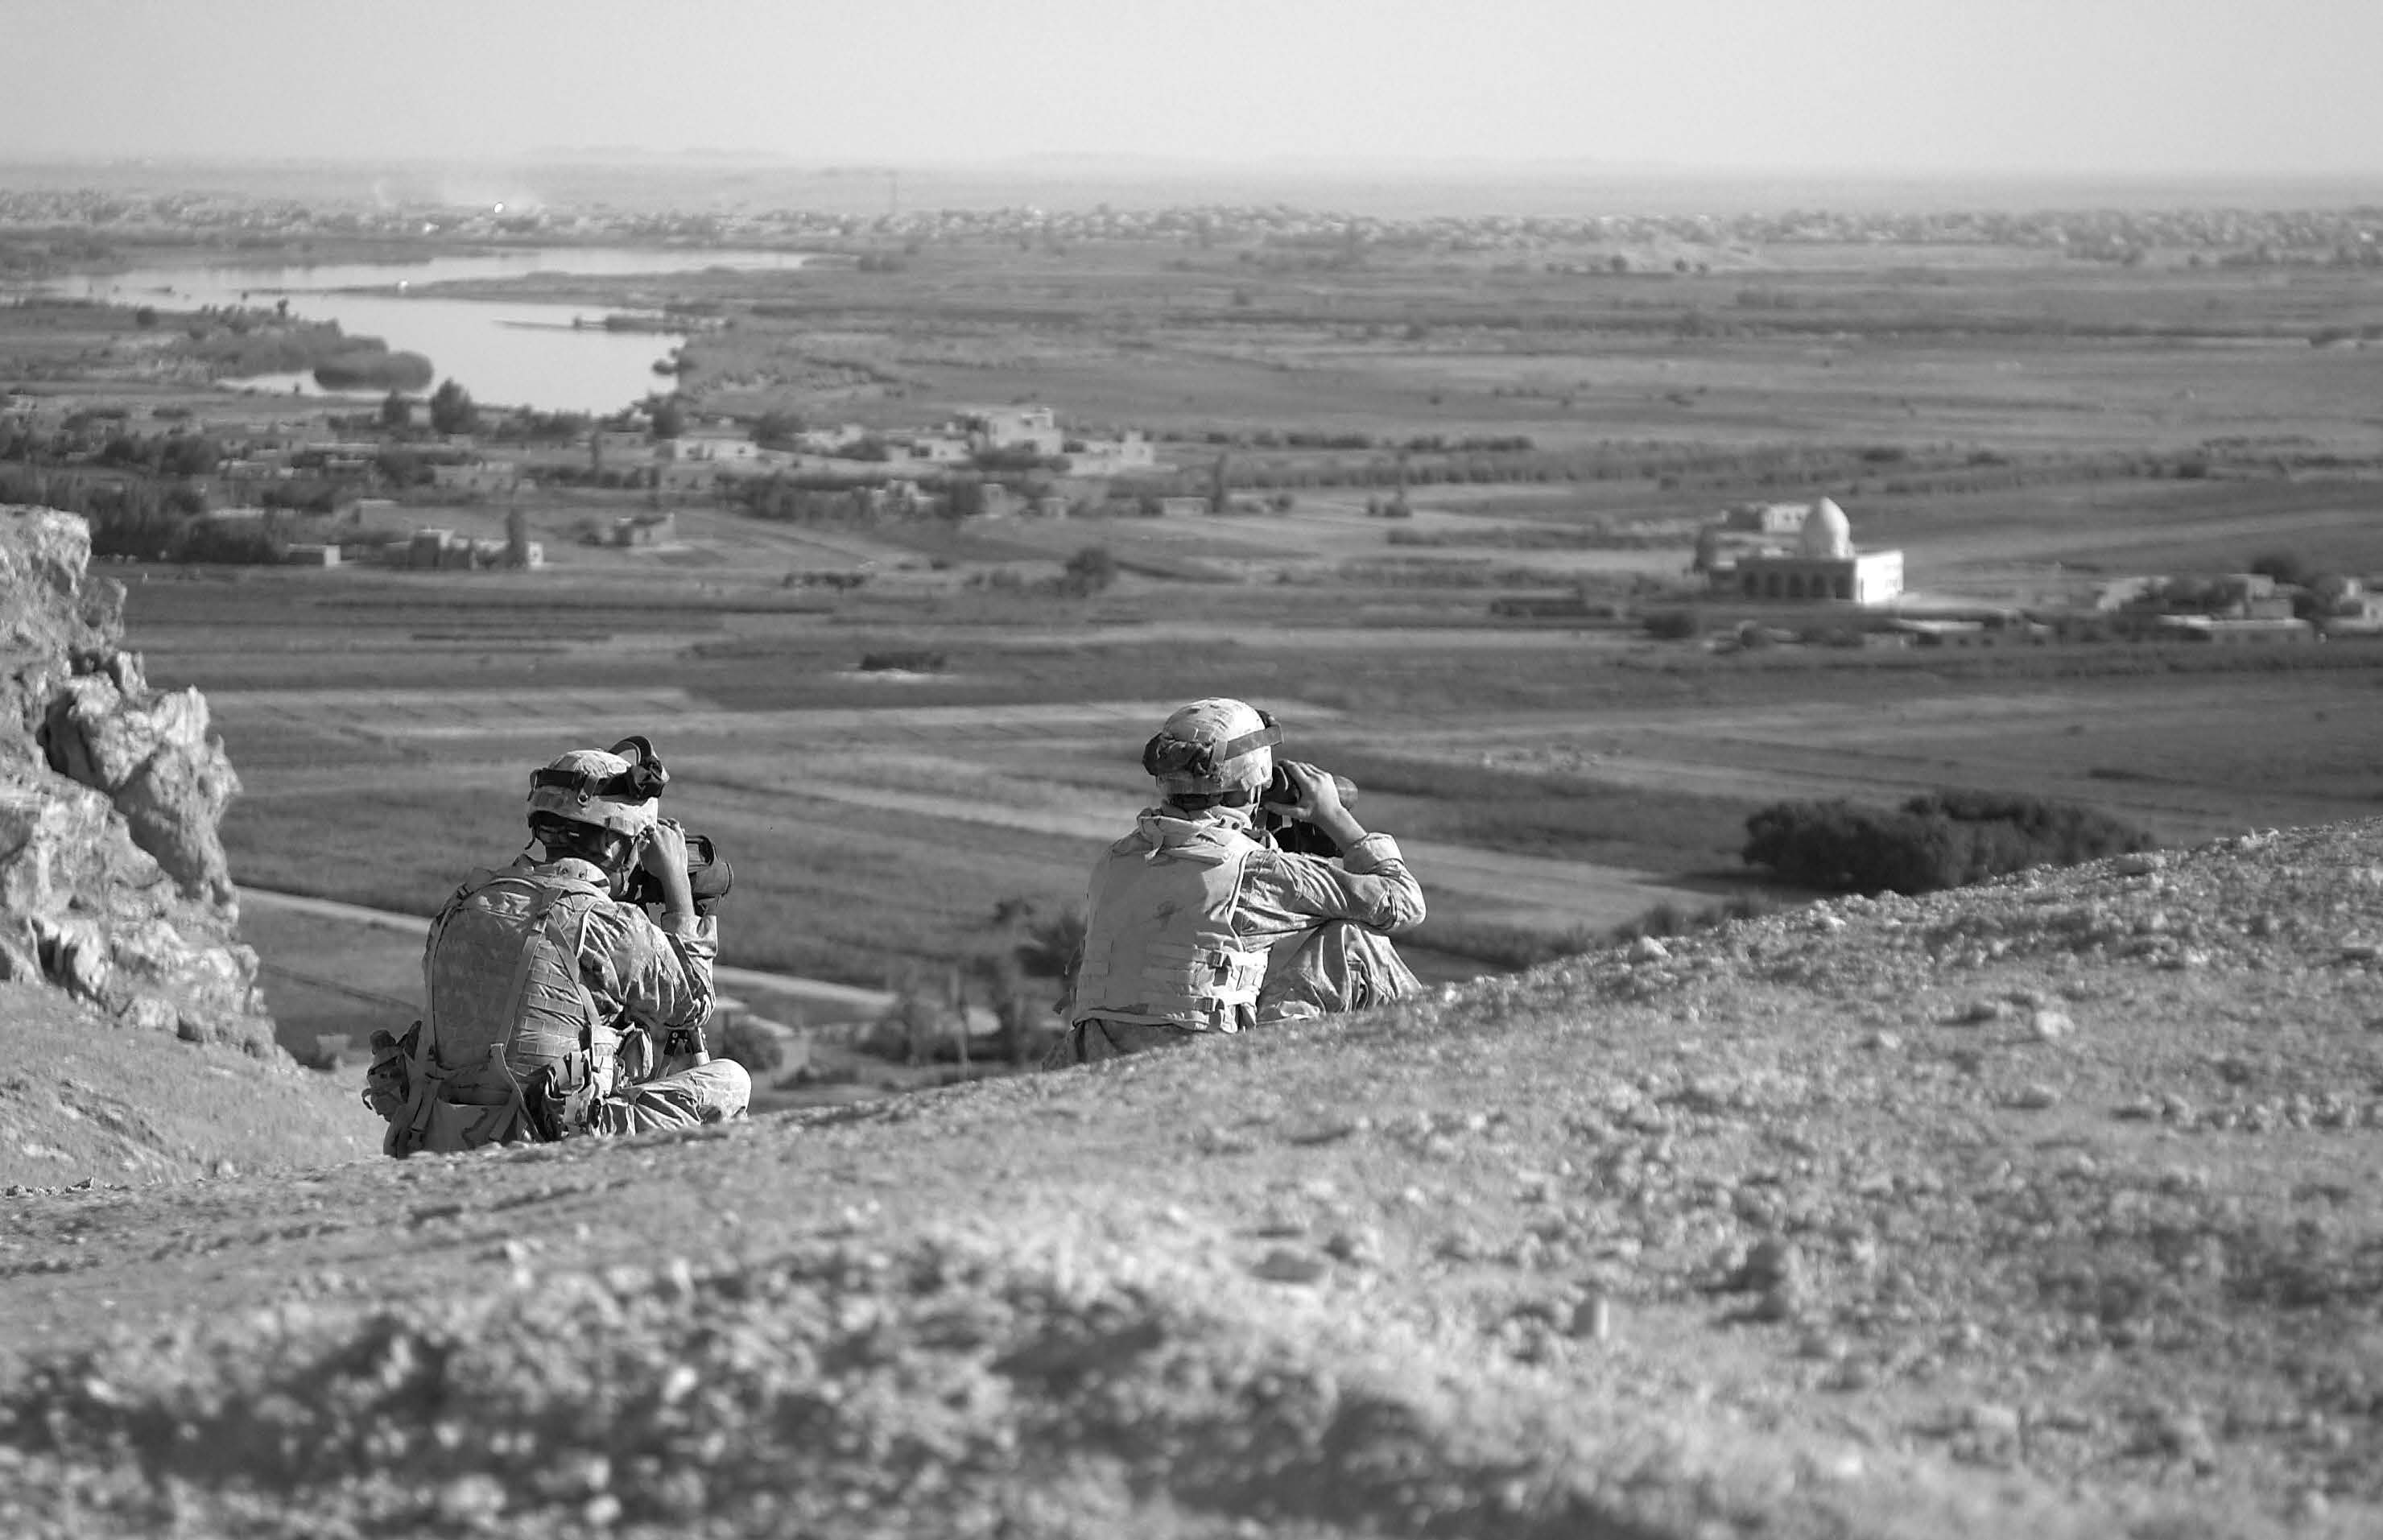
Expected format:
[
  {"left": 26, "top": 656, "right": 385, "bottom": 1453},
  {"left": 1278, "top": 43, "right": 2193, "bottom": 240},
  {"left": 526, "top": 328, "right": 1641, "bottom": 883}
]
[{"left": 1165, "top": 787, "right": 1256, "bottom": 812}]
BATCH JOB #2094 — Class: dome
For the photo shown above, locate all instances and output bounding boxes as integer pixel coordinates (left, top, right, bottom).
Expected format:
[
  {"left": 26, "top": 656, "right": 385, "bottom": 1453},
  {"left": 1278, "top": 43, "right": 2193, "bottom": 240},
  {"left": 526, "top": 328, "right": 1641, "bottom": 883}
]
[{"left": 1799, "top": 497, "right": 1852, "bottom": 559}]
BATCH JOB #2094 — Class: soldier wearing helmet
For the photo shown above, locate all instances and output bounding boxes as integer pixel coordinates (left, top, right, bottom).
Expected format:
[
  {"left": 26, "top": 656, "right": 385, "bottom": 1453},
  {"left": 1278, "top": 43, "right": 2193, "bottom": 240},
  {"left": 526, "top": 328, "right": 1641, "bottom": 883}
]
[
  {"left": 1051, "top": 697, "right": 1425, "bottom": 1066},
  {"left": 370, "top": 736, "right": 748, "bottom": 1155}
]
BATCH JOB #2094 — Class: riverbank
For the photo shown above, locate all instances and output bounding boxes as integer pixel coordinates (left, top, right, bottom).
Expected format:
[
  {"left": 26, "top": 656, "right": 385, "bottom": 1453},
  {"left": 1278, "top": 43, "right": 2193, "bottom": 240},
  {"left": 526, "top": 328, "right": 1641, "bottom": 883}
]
[{"left": 14, "top": 243, "right": 812, "bottom": 413}]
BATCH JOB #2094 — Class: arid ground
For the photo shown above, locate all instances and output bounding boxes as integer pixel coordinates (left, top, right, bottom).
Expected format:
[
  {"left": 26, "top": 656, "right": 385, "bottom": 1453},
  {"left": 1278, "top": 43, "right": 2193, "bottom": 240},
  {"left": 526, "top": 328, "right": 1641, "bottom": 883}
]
[{"left": 3, "top": 821, "right": 2380, "bottom": 1537}]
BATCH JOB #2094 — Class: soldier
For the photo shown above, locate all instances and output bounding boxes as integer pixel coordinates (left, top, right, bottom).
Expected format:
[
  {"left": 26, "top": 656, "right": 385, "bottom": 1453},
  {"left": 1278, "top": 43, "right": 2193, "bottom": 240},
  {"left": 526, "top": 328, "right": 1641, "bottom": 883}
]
[
  {"left": 1051, "top": 697, "right": 1425, "bottom": 1066},
  {"left": 367, "top": 737, "right": 747, "bottom": 1154}
]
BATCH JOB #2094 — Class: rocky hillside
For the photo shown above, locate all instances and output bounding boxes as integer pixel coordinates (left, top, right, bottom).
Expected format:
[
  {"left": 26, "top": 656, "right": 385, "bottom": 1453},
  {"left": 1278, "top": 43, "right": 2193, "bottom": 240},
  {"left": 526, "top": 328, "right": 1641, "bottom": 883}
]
[
  {"left": 2, "top": 810, "right": 2377, "bottom": 1538},
  {"left": 1, "top": 506, "right": 366, "bottom": 1188},
  {"left": 2, "top": 506, "right": 271, "bottom": 1051}
]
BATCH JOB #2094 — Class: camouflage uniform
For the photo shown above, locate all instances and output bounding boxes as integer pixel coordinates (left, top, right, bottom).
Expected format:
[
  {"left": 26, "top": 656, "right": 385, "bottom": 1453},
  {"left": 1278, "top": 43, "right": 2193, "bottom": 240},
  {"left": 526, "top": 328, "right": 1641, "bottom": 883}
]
[
  {"left": 1050, "top": 805, "right": 1424, "bottom": 1067},
  {"left": 522, "top": 853, "right": 751, "bottom": 1133}
]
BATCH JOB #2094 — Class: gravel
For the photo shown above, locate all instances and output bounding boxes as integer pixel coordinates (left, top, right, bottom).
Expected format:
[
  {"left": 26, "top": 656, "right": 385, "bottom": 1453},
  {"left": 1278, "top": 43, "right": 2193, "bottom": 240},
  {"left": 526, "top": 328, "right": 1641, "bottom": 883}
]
[{"left": 1, "top": 820, "right": 2379, "bottom": 1537}]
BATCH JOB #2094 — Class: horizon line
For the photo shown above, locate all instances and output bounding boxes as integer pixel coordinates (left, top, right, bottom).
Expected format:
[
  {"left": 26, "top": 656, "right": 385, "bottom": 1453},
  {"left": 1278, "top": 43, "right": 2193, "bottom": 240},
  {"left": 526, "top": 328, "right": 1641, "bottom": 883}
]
[{"left": 5, "top": 151, "right": 2382, "bottom": 188}]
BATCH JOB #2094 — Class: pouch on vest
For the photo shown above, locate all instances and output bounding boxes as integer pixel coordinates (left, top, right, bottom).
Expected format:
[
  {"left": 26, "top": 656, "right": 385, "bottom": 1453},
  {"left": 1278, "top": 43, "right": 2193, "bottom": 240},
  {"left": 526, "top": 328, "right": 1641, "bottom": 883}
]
[
  {"left": 523, "top": 1051, "right": 600, "bottom": 1144},
  {"left": 411, "top": 1097, "right": 530, "bottom": 1155},
  {"left": 361, "top": 1020, "right": 419, "bottom": 1121}
]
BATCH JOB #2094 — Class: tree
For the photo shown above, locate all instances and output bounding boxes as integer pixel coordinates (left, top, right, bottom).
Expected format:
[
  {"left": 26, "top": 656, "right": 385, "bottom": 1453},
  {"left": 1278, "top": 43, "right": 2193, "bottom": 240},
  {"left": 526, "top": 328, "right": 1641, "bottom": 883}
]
[
  {"left": 157, "top": 435, "right": 221, "bottom": 478},
  {"left": 1060, "top": 544, "right": 1117, "bottom": 597},
  {"left": 752, "top": 409, "right": 805, "bottom": 449},
  {"left": 427, "top": 378, "right": 478, "bottom": 436},
  {"left": 717, "top": 1017, "right": 787, "bottom": 1079},
  {"left": 378, "top": 390, "right": 413, "bottom": 431},
  {"left": 1742, "top": 793, "right": 2154, "bottom": 897},
  {"left": 2248, "top": 551, "right": 2312, "bottom": 588},
  {"left": 647, "top": 396, "right": 686, "bottom": 440},
  {"left": 981, "top": 897, "right": 1084, "bottom": 1063}
]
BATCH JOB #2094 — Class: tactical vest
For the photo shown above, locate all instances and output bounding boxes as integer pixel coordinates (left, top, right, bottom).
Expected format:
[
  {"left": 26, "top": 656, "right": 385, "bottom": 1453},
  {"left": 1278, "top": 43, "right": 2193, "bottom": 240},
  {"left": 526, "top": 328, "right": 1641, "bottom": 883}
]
[
  {"left": 1072, "top": 819, "right": 1269, "bottom": 1033},
  {"left": 386, "top": 865, "right": 616, "bottom": 1156}
]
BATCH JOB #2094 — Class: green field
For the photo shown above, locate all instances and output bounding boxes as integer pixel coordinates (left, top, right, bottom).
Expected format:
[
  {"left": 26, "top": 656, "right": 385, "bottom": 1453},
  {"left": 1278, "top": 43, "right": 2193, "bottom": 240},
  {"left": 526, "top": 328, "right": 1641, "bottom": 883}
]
[{"left": 132, "top": 548, "right": 2383, "bottom": 1040}]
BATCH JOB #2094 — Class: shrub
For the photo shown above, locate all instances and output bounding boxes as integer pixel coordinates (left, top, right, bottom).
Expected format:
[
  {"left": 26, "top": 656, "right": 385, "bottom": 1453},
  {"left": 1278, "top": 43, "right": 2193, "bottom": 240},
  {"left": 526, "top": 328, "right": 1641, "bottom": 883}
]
[
  {"left": 1609, "top": 892, "right": 1778, "bottom": 943},
  {"left": 859, "top": 649, "right": 946, "bottom": 673},
  {"left": 2249, "top": 550, "right": 2313, "bottom": 588},
  {"left": 1408, "top": 918, "right": 1602, "bottom": 971},
  {"left": 1742, "top": 791, "right": 2154, "bottom": 896},
  {"left": 717, "top": 1017, "right": 787, "bottom": 1079},
  {"left": 1059, "top": 544, "right": 1117, "bottom": 597}
]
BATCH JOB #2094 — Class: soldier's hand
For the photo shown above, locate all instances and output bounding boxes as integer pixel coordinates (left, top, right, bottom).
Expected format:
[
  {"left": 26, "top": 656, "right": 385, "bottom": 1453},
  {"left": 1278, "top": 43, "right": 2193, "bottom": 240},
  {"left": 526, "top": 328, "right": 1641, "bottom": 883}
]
[
  {"left": 1276, "top": 761, "right": 1366, "bottom": 851},
  {"left": 636, "top": 820, "right": 696, "bottom": 915},
  {"left": 1277, "top": 761, "right": 1343, "bottom": 822},
  {"left": 638, "top": 819, "right": 689, "bottom": 877}
]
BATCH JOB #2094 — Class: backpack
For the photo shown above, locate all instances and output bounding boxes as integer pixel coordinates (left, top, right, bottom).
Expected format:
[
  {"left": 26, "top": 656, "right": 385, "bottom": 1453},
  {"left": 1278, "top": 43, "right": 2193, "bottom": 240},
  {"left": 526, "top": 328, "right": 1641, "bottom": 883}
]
[{"left": 371, "top": 867, "right": 613, "bottom": 1157}]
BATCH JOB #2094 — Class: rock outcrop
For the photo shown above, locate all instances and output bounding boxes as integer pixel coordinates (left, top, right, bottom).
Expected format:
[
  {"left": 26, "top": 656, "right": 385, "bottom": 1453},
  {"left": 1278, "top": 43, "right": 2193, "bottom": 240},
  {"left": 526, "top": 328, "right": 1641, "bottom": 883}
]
[{"left": 0, "top": 506, "right": 275, "bottom": 1055}]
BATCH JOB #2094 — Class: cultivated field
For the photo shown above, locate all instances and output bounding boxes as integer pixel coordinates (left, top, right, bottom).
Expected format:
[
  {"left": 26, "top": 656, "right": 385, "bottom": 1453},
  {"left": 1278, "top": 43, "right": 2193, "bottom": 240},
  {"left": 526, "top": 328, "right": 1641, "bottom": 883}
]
[{"left": 124, "top": 531, "right": 2383, "bottom": 1068}]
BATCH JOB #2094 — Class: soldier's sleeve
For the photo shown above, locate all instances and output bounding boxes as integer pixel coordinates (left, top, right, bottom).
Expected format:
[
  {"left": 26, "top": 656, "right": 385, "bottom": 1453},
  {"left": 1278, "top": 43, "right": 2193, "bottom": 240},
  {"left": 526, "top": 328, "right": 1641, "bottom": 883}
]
[
  {"left": 579, "top": 902, "right": 717, "bottom": 1033},
  {"left": 1237, "top": 834, "right": 1426, "bottom": 943}
]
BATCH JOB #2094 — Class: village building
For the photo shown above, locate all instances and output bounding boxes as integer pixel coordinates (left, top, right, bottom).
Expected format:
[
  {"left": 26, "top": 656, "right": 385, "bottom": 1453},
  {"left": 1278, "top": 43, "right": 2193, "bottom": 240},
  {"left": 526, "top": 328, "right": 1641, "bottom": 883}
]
[
  {"left": 2153, "top": 615, "right": 2317, "bottom": 644},
  {"left": 902, "top": 432, "right": 974, "bottom": 464},
  {"left": 392, "top": 526, "right": 540, "bottom": 571},
  {"left": 1063, "top": 430, "right": 1158, "bottom": 474},
  {"left": 1702, "top": 498, "right": 1904, "bottom": 605},
  {"left": 968, "top": 407, "right": 1065, "bottom": 458},
  {"left": 663, "top": 430, "right": 763, "bottom": 466},
  {"left": 1723, "top": 502, "right": 1811, "bottom": 536},
  {"left": 607, "top": 511, "right": 675, "bottom": 547},
  {"left": 428, "top": 460, "right": 521, "bottom": 496}
]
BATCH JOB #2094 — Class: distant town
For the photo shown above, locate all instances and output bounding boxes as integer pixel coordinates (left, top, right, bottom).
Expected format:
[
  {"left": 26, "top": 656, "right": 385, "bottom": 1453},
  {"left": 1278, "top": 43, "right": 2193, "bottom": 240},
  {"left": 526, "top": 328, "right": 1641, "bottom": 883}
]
[
  {"left": 4, "top": 185, "right": 2382, "bottom": 270},
  {"left": 8, "top": 381, "right": 2374, "bottom": 654}
]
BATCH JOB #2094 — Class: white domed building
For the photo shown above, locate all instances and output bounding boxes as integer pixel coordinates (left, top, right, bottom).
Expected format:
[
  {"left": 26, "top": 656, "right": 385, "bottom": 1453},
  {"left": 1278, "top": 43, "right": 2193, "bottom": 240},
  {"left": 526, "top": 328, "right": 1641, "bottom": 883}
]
[{"left": 1719, "top": 497, "right": 1904, "bottom": 605}]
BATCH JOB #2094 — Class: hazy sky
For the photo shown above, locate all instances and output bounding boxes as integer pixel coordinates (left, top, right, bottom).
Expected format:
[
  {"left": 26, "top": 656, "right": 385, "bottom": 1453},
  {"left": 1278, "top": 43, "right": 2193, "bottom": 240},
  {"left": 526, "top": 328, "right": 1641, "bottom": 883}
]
[{"left": 5, "top": 0, "right": 2381, "bottom": 180}]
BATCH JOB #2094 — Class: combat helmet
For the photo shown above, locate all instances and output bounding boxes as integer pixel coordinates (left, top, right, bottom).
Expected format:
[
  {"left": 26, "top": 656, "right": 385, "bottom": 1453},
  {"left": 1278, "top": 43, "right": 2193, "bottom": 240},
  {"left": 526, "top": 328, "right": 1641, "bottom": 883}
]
[
  {"left": 526, "top": 735, "right": 668, "bottom": 841},
  {"left": 1142, "top": 697, "right": 1278, "bottom": 805}
]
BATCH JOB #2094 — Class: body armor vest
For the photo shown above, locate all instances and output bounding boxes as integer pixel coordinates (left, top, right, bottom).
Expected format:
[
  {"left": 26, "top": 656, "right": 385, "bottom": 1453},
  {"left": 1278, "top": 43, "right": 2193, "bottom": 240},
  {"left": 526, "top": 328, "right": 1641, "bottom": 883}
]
[
  {"left": 1072, "top": 818, "right": 1270, "bottom": 1032},
  {"left": 399, "top": 865, "right": 617, "bottom": 1153}
]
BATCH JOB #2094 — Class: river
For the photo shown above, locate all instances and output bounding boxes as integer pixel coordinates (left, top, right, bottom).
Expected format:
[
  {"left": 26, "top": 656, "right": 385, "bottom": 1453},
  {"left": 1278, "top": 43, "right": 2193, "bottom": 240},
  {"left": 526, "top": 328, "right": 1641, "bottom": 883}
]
[{"left": 36, "top": 247, "right": 811, "bottom": 415}]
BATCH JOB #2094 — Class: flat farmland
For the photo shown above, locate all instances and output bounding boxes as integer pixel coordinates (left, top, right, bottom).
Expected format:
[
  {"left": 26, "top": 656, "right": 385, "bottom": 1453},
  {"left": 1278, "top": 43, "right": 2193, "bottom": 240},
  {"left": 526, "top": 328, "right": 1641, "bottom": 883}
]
[
  {"left": 127, "top": 544, "right": 2383, "bottom": 1068},
  {"left": 197, "top": 670, "right": 1735, "bottom": 994},
  {"left": 1405, "top": 674, "right": 2383, "bottom": 848}
]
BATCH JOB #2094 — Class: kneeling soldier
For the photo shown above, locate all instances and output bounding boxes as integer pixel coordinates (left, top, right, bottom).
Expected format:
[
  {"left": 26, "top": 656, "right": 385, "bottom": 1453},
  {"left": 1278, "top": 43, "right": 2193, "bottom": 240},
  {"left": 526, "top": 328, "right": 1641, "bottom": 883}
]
[
  {"left": 1051, "top": 697, "right": 1426, "bottom": 1067},
  {"left": 367, "top": 736, "right": 748, "bottom": 1154}
]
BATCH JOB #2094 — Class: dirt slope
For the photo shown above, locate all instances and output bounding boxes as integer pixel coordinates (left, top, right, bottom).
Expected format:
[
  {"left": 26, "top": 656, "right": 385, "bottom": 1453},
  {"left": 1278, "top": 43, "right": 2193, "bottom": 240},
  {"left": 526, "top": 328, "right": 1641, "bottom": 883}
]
[
  {"left": 0, "top": 983, "right": 374, "bottom": 1191},
  {"left": 2, "top": 821, "right": 2380, "bottom": 1538}
]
